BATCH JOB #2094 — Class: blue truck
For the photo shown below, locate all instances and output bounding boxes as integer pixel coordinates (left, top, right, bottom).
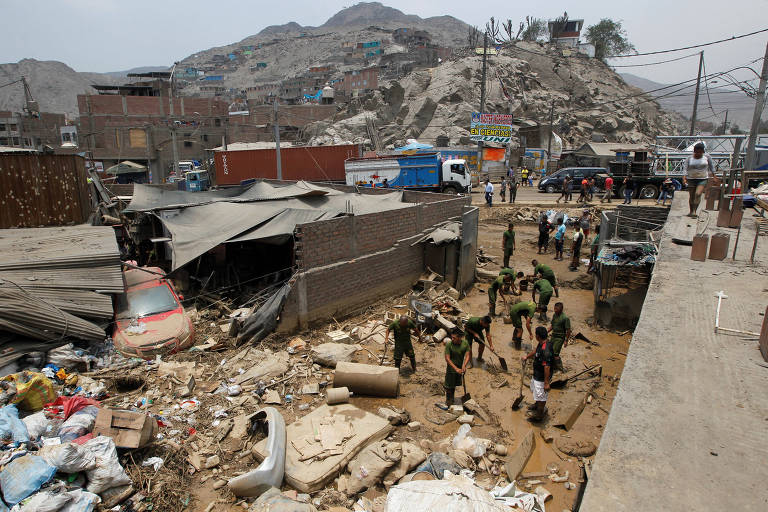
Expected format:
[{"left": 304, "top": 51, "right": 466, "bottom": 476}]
[{"left": 344, "top": 152, "right": 471, "bottom": 194}]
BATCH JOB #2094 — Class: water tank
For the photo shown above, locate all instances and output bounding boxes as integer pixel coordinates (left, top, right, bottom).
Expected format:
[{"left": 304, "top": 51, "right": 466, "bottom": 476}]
[{"left": 322, "top": 86, "right": 335, "bottom": 99}]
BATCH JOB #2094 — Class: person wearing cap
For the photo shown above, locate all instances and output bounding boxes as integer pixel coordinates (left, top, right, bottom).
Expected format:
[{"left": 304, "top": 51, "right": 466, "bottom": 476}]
[
  {"left": 532, "top": 278, "right": 554, "bottom": 321},
  {"left": 464, "top": 315, "right": 494, "bottom": 362},
  {"left": 439, "top": 328, "right": 471, "bottom": 409},
  {"left": 522, "top": 326, "right": 554, "bottom": 421},
  {"left": 683, "top": 142, "right": 715, "bottom": 217}
]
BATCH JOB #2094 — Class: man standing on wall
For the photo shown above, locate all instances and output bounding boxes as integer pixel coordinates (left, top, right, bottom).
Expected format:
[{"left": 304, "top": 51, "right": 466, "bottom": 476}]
[
  {"left": 682, "top": 142, "right": 715, "bottom": 217},
  {"left": 385, "top": 315, "right": 420, "bottom": 371}
]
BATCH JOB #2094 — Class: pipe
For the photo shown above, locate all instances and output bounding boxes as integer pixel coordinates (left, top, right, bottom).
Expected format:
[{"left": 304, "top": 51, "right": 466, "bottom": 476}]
[
  {"left": 326, "top": 387, "right": 351, "bottom": 405},
  {"left": 333, "top": 362, "right": 399, "bottom": 398},
  {"left": 714, "top": 291, "right": 760, "bottom": 336}
]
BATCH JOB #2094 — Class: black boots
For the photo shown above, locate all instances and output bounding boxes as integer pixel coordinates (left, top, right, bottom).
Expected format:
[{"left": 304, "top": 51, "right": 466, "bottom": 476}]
[
  {"left": 445, "top": 388, "right": 455, "bottom": 407},
  {"left": 489, "top": 303, "right": 496, "bottom": 316},
  {"left": 409, "top": 356, "right": 417, "bottom": 371}
]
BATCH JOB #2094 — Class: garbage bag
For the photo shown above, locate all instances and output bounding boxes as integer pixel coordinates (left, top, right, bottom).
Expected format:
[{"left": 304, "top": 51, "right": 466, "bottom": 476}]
[
  {"left": 22, "top": 412, "right": 52, "bottom": 441},
  {"left": 57, "top": 406, "right": 99, "bottom": 443},
  {"left": 1, "top": 373, "right": 55, "bottom": 412},
  {"left": 82, "top": 436, "right": 131, "bottom": 494},
  {"left": 39, "top": 442, "right": 98, "bottom": 473},
  {"left": 385, "top": 474, "right": 508, "bottom": 512},
  {"left": 250, "top": 487, "right": 317, "bottom": 512},
  {"left": 451, "top": 424, "right": 485, "bottom": 458},
  {"left": 0, "top": 455, "right": 57, "bottom": 506},
  {"left": 46, "top": 344, "right": 90, "bottom": 371},
  {"left": 45, "top": 397, "right": 100, "bottom": 421},
  {"left": 345, "top": 441, "right": 402, "bottom": 495},
  {"left": 0, "top": 405, "right": 29, "bottom": 447},
  {"left": 413, "top": 452, "right": 461, "bottom": 480},
  {"left": 59, "top": 489, "right": 100, "bottom": 512},
  {"left": 9, "top": 488, "right": 72, "bottom": 512},
  {"left": 383, "top": 442, "right": 427, "bottom": 484}
]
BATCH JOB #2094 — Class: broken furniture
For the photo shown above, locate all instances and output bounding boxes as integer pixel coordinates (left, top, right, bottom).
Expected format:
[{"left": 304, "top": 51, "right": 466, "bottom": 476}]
[
  {"left": 251, "top": 404, "right": 393, "bottom": 493},
  {"left": 228, "top": 407, "right": 286, "bottom": 497}
]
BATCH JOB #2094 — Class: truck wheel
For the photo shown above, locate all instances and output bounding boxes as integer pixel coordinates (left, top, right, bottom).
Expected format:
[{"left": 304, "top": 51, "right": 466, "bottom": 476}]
[
  {"left": 442, "top": 186, "right": 458, "bottom": 195},
  {"left": 639, "top": 184, "right": 659, "bottom": 200},
  {"left": 545, "top": 184, "right": 556, "bottom": 194}
]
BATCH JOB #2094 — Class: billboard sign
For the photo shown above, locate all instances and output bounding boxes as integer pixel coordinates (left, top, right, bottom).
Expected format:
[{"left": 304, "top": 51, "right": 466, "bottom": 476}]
[{"left": 470, "top": 112, "right": 514, "bottom": 144}]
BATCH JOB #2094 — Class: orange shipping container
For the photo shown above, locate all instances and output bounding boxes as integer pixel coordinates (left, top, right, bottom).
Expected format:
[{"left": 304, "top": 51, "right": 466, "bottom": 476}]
[{"left": 213, "top": 144, "right": 361, "bottom": 185}]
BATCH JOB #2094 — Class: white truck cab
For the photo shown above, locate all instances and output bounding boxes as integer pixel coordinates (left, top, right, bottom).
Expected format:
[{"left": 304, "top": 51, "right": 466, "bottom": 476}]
[{"left": 442, "top": 159, "right": 471, "bottom": 193}]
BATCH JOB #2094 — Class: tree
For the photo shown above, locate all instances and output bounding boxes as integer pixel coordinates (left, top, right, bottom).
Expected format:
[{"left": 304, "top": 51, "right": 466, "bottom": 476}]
[
  {"left": 486, "top": 17, "right": 501, "bottom": 44},
  {"left": 467, "top": 25, "right": 481, "bottom": 48},
  {"left": 585, "top": 19, "right": 635, "bottom": 61},
  {"left": 520, "top": 16, "right": 547, "bottom": 42}
]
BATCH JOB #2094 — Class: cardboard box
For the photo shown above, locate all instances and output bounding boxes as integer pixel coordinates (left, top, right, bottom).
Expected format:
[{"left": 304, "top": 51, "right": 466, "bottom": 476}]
[{"left": 93, "top": 408, "right": 158, "bottom": 448}]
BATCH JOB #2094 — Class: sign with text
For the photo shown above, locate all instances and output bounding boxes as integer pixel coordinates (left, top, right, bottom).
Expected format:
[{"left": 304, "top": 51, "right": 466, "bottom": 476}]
[{"left": 470, "top": 112, "right": 514, "bottom": 144}]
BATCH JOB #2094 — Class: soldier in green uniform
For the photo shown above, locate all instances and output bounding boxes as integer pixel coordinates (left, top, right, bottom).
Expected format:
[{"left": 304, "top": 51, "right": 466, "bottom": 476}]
[
  {"left": 464, "top": 315, "right": 493, "bottom": 362},
  {"left": 499, "top": 268, "right": 525, "bottom": 295},
  {"left": 509, "top": 300, "right": 544, "bottom": 349},
  {"left": 531, "top": 259, "right": 559, "bottom": 297},
  {"left": 438, "top": 328, "right": 471, "bottom": 409},
  {"left": 488, "top": 273, "right": 513, "bottom": 316},
  {"left": 531, "top": 278, "right": 554, "bottom": 321},
  {"left": 385, "top": 315, "right": 420, "bottom": 371},
  {"left": 547, "top": 302, "right": 572, "bottom": 371},
  {"left": 502, "top": 222, "right": 516, "bottom": 268}
]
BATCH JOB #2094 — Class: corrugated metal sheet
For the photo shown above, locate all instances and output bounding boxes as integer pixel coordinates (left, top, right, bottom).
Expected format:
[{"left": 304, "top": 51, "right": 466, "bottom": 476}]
[
  {"left": 213, "top": 144, "right": 361, "bottom": 186},
  {"left": 0, "top": 154, "right": 91, "bottom": 228}
]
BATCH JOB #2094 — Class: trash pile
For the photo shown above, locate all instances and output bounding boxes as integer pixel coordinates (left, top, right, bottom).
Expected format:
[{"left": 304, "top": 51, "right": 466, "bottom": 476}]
[{"left": 596, "top": 243, "right": 657, "bottom": 266}]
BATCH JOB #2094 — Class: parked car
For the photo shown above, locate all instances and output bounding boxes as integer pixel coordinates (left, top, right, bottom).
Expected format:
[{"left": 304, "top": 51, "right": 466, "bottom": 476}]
[
  {"left": 538, "top": 167, "right": 609, "bottom": 193},
  {"left": 113, "top": 267, "right": 194, "bottom": 359}
]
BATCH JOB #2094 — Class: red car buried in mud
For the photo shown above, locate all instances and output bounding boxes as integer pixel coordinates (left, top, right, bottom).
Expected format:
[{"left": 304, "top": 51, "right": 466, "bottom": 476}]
[{"left": 113, "top": 267, "right": 195, "bottom": 359}]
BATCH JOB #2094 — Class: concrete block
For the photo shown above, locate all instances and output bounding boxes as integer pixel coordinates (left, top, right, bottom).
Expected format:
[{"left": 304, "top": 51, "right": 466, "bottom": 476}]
[
  {"left": 729, "top": 197, "right": 743, "bottom": 228},
  {"left": 691, "top": 235, "right": 709, "bottom": 261},
  {"left": 456, "top": 414, "right": 474, "bottom": 424},
  {"left": 434, "top": 314, "right": 456, "bottom": 331},
  {"left": 708, "top": 233, "right": 730, "bottom": 260},
  {"left": 716, "top": 204, "right": 732, "bottom": 227},
  {"left": 553, "top": 393, "right": 588, "bottom": 431},
  {"left": 705, "top": 187, "right": 719, "bottom": 210},
  {"left": 325, "top": 330, "right": 352, "bottom": 344}
]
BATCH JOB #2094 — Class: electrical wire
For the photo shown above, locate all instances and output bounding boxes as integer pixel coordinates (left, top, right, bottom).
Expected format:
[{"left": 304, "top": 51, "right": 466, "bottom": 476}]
[
  {"left": 608, "top": 27, "right": 768, "bottom": 57},
  {"left": 610, "top": 51, "right": 701, "bottom": 68}
]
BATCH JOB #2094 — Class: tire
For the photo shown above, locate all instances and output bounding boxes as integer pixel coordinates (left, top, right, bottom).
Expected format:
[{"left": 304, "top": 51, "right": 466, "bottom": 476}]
[
  {"left": 442, "top": 186, "right": 457, "bottom": 195},
  {"left": 639, "top": 184, "right": 659, "bottom": 200},
  {"left": 545, "top": 184, "right": 556, "bottom": 194}
]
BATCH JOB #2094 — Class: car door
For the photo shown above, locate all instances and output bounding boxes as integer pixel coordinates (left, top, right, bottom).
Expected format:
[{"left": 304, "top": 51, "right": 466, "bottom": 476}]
[{"left": 571, "top": 169, "right": 585, "bottom": 190}]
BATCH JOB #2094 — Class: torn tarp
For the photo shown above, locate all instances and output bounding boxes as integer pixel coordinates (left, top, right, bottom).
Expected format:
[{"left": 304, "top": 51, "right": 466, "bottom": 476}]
[
  {"left": 236, "top": 283, "right": 292, "bottom": 345},
  {"left": 414, "top": 222, "right": 461, "bottom": 245}
]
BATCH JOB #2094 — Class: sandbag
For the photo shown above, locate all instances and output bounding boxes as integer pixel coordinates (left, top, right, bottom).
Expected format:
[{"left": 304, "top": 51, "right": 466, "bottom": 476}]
[
  {"left": 345, "top": 441, "right": 402, "bottom": 495},
  {"left": 82, "top": 437, "right": 131, "bottom": 494},
  {"left": 57, "top": 406, "right": 99, "bottom": 443},
  {"left": 251, "top": 487, "right": 317, "bottom": 512},
  {"left": 0, "top": 404, "right": 29, "bottom": 447},
  {"left": 0, "top": 455, "right": 57, "bottom": 506},
  {"left": 39, "top": 442, "right": 98, "bottom": 473},
  {"left": 383, "top": 442, "right": 427, "bottom": 485},
  {"left": 310, "top": 343, "right": 361, "bottom": 368},
  {"left": 385, "top": 474, "right": 508, "bottom": 512},
  {"left": 1, "top": 373, "right": 55, "bottom": 412}
]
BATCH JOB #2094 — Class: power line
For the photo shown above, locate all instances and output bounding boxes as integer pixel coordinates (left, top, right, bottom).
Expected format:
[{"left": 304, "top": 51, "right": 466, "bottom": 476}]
[
  {"left": 610, "top": 52, "right": 701, "bottom": 68},
  {"left": 609, "top": 27, "right": 768, "bottom": 58}
]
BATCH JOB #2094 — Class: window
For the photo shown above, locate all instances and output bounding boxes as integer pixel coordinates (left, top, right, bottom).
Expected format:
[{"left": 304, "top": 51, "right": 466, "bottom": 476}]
[
  {"left": 0, "top": 138, "right": 7, "bottom": 145},
  {"left": 62, "top": 133, "right": 71, "bottom": 142},
  {"left": 202, "top": 134, "right": 208, "bottom": 142},
  {"left": 214, "top": 119, "right": 221, "bottom": 127},
  {"left": 184, "top": 140, "right": 192, "bottom": 148},
  {"left": 450, "top": 164, "right": 465, "bottom": 175},
  {"left": 129, "top": 128, "right": 146, "bottom": 148},
  {"left": 9, "top": 124, "right": 17, "bottom": 131}
]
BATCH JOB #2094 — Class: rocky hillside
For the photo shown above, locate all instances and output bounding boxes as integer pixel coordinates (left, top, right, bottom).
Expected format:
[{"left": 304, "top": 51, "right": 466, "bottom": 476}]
[
  {"left": 0, "top": 59, "right": 116, "bottom": 118},
  {"left": 305, "top": 42, "right": 684, "bottom": 149}
]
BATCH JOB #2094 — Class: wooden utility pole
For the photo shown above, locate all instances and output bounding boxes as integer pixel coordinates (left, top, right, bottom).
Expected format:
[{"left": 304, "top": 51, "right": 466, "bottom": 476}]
[
  {"left": 546, "top": 100, "right": 555, "bottom": 173},
  {"left": 689, "top": 51, "right": 704, "bottom": 136},
  {"left": 744, "top": 40, "right": 768, "bottom": 174},
  {"left": 273, "top": 98, "right": 283, "bottom": 180},
  {"left": 722, "top": 109, "right": 729, "bottom": 135},
  {"left": 476, "top": 31, "right": 489, "bottom": 176},
  {"left": 169, "top": 64, "right": 180, "bottom": 183}
]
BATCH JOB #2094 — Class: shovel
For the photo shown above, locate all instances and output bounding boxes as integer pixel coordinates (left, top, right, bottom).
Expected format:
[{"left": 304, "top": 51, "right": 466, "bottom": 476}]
[
  {"left": 473, "top": 339, "right": 508, "bottom": 371},
  {"left": 461, "top": 374, "right": 471, "bottom": 403},
  {"left": 550, "top": 363, "right": 601, "bottom": 388},
  {"left": 512, "top": 359, "right": 525, "bottom": 410}
]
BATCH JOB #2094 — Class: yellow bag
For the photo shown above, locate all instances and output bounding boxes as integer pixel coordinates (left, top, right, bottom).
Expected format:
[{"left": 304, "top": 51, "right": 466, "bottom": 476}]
[{"left": 2, "top": 372, "right": 56, "bottom": 411}]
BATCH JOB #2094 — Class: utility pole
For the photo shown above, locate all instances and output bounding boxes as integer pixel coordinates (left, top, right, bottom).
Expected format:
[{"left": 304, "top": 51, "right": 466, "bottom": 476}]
[
  {"left": 477, "top": 31, "right": 489, "bottom": 177},
  {"left": 721, "top": 109, "right": 729, "bottom": 135},
  {"left": 744, "top": 40, "right": 768, "bottom": 174},
  {"left": 273, "top": 98, "right": 282, "bottom": 180},
  {"left": 689, "top": 51, "right": 704, "bottom": 136},
  {"left": 168, "top": 65, "right": 180, "bottom": 184},
  {"left": 546, "top": 100, "right": 555, "bottom": 172}
]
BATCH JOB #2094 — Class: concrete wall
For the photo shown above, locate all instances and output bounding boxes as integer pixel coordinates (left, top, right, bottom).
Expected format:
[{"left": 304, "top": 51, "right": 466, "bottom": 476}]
[{"left": 279, "top": 192, "right": 470, "bottom": 331}]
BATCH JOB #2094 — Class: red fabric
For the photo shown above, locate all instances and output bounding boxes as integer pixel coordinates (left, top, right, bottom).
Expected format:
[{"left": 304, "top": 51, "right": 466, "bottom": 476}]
[
  {"left": 72, "top": 433, "right": 94, "bottom": 445},
  {"left": 45, "top": 396, "right": 101, "bottom": 420}
]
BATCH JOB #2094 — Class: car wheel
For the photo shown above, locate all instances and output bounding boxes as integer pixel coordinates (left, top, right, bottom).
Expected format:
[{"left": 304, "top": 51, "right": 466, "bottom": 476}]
[
  {"left": 639, "top": 184, "right": 659, "bottom": 199},
  {"left": 546, "top": 184, "right": 556, "bottom": 194}
]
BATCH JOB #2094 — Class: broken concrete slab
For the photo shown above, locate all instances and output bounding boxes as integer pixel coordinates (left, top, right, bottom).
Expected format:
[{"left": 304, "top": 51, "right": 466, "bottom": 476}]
[
  {"left": 434, "top": 314, "right": 456, "bottom": 331},
  {"left": 462, "top": 399, "right": 490, "bottom": 423},
  {"left": 252, "top": 404, "right": 393, "bottom": 493},
  {"left": 311, "top": 343, "right": 362, "bottom": 368},
  {"left": 325, "top": 330, "right": 352, "bottom": 344},
  {"left": 552, "top": 392, "right": 588, "bottom": 431},
  {"left": 233, "top": 350, "right": 290, "bottom": 385},
  {"left": 504, "top": 429, "right": 535, "bottom": 480}
]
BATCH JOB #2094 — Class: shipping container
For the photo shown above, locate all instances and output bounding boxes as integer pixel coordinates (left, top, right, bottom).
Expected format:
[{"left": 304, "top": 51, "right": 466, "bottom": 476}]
[{"left": 213, "top": 144, "right": 362, "bottom": 185}]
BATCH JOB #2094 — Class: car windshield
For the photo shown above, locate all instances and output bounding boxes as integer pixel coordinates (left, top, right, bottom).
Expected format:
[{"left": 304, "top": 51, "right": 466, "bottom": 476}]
[{"left": 117, "top": 284, "right": 178, "bottom": 319}]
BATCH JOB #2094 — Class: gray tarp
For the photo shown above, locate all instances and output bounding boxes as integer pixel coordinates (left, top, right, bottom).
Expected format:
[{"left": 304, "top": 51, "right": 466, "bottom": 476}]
[
  {"left": 132, "top": 181, "right": 413, "bottom": 270},
  {"left": 236, "top": 282, "right": 292, "bottom": 345}
]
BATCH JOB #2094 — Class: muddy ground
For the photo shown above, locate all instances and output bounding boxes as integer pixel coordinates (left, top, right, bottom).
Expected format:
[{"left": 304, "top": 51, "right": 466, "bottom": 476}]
[{"left": 114, "top": 219, "right": 630, "bottom": 512}]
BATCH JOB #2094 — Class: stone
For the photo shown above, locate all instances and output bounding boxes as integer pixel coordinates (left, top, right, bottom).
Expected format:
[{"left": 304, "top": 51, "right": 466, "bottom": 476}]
[
  {"left": 204, "top": 455, "right": 220, "bottom": 469},
  {"left": 407, "top": 421, "right": 421, "bottom": 431},
  {"left": 456, "top": 414, "right": 474, "bottom": 425},
  {"left": 325, "top": 330, "right": 352, "bottom": 344}
]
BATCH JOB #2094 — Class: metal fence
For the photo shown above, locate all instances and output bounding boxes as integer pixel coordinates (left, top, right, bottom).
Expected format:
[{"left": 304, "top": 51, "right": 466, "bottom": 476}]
[{"left": 0, "top": 154, "right": 91, "bottom": 228}]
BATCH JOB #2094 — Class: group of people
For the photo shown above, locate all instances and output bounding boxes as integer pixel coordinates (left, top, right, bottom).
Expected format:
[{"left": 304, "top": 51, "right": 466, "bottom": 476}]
[
  {"left": 536, "top": 211, "right": 596, "bottom": 271},
  {"left": 482, "top": 167, "right": 534, "bottom": 207}
]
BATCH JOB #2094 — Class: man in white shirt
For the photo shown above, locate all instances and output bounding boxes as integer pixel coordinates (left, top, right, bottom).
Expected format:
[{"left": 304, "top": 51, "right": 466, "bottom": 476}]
[{"left": 484, "top": 179, "right": 494, "bottom": 207}]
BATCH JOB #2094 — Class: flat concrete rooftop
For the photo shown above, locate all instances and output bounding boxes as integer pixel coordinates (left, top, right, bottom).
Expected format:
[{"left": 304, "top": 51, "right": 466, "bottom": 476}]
[{"left": 581, "top": 195, "right": 768, "bottom": 511}]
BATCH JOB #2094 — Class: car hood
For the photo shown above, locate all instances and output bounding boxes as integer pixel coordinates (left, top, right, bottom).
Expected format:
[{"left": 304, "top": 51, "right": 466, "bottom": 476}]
[{"left": 114, "top": 310, "right": 187, "bottom": 349}]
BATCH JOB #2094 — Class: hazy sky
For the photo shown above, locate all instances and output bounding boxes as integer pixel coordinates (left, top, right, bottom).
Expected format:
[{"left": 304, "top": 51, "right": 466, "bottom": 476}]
[{"left": 2, "top": 0, "right": 766, "bottom": 86}]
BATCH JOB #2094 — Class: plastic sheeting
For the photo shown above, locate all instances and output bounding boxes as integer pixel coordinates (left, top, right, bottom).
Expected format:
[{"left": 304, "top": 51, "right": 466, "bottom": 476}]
[
  {"left": 385, "top": 474, "right": 509, "bottom": 512},
  {"left": 236, "top": 283, "right": 292, "bottom": 345}
]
